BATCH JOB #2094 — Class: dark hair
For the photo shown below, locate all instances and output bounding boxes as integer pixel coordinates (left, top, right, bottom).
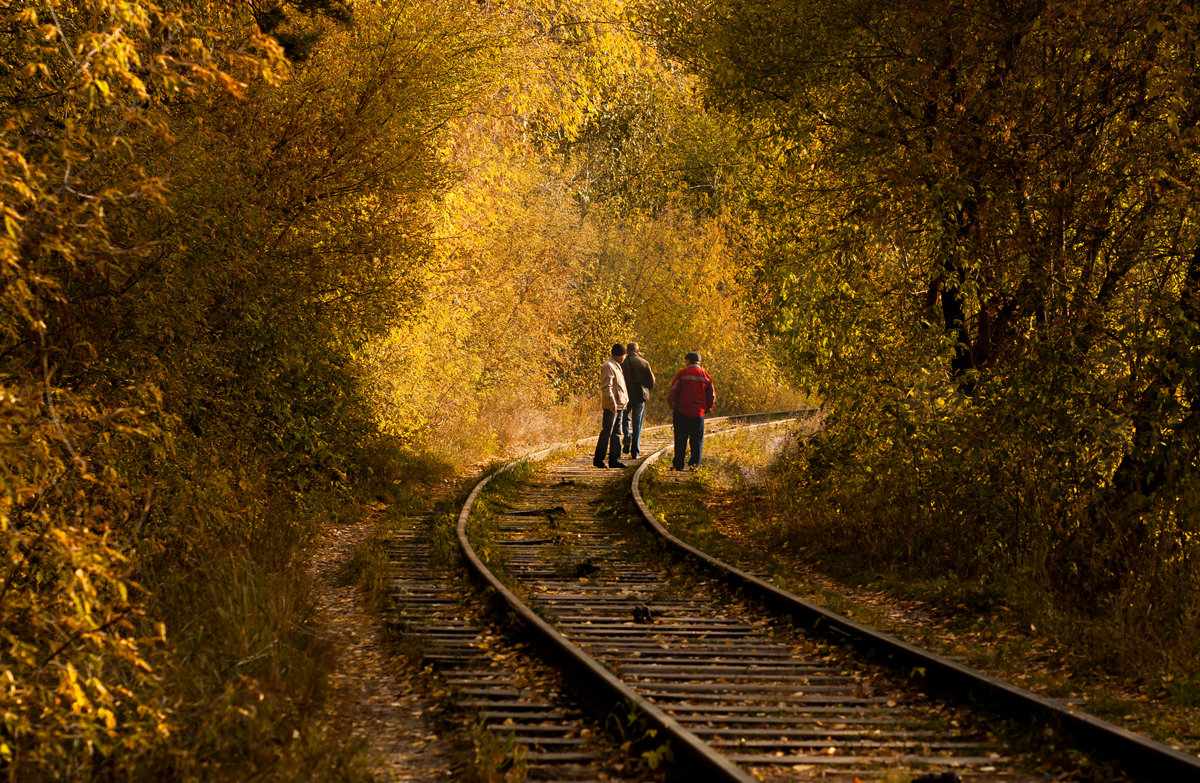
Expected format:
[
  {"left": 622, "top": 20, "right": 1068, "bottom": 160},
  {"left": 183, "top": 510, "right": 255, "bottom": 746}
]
[
  {"left": 611, "top": 343, "right": 626, "bottom": 356},
  {"left": 685, "top": 351, "right": 701, "bottom": 364}
]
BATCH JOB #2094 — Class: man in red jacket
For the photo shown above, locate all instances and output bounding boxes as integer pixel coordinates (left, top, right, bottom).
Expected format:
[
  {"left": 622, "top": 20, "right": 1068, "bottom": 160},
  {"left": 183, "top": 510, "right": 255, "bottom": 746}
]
[{"left": 666, "top": 351, "right": 715, "bottom": 470}]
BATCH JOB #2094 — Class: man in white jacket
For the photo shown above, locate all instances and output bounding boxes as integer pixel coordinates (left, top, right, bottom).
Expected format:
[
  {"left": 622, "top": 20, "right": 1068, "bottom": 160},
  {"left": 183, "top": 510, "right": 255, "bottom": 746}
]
[{"left": 593, "top": 343, "right": 629, "bottom": 469}]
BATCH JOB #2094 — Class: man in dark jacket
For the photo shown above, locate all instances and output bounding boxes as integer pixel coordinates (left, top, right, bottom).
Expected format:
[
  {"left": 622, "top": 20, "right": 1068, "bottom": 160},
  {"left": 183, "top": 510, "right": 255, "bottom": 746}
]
[
  {"left": 620, "top": 342, "right": 655, "bottom": 459},
  {"left": 666, "top": 351, "right": 715, "bottom": 470}
]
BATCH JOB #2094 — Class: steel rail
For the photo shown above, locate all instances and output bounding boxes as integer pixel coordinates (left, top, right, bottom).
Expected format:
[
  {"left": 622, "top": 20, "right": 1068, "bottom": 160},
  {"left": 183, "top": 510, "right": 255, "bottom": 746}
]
[
  {"left": 457, "top": 434, "right": 749, "bottom": 782},
  {"left": 630, "top": 420, "right": 1200, "bottom": 782},
  {"left": 455, "top": 411, "right": 813, "bottom": 783}
]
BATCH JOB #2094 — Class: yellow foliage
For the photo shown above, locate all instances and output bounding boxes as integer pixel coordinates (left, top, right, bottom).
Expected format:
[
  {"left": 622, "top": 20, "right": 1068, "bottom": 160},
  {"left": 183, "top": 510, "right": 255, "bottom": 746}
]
[{"left": 362, "top": 0, "right": 799, "bottom": 461}]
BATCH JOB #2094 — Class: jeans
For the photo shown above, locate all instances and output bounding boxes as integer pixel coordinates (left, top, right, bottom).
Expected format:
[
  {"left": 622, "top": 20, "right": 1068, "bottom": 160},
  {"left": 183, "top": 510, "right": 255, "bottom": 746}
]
[
  {"left": 621, "top": 402, "right": 645, "bottom": 457},
  {"left": 594, "top": 408, "right": 623, "bottom": 465},
  {"left": 672, "top": 411, "right": 704, "bottom": 469}
]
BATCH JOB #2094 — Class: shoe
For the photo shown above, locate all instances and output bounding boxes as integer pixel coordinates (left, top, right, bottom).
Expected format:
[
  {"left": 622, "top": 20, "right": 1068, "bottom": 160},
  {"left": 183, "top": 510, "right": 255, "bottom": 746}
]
[
  {"left": 630, "top": 453, "right": 639, "bottom": 459},
  {"left": 592, "top": 460, "right": 607, "bottom": 469},
  {"left": 622, "top": 444, "right": 630, "bottom": 455},
  {"left": 609, "top": 461, "right": 626, "bottom": 468},
  {"left": 671, "top": 464, "right": 685, "bottom": 471},
  {"left": 687, "top": 463, "right": 699, "bottom": 470}
]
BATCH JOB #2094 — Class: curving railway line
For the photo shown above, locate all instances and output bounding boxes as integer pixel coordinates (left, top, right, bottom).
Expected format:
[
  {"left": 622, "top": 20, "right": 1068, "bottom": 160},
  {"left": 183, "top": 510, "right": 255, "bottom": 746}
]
[{"left": 427, "top": 412, "right": 1200, "bottom": 782}]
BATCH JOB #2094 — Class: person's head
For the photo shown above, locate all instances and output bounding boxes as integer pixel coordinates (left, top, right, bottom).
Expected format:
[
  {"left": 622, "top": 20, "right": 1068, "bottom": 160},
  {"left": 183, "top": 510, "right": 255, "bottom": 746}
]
[
  {"left": 611, "top": 343, "right": 627, "bottom": 362},
  {"left": 685, "top": 351, "right": 701, "bottom": 366},
  {"left": 626, "top": 342, "right": 639, "bottom": 355}
]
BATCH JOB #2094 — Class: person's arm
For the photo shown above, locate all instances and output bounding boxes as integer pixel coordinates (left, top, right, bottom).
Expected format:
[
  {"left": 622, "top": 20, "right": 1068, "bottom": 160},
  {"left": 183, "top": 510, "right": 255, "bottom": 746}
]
[
  {"left": 704, "top": 375, "right": 715, "bottom": 414},
  {"left": 601, "top": 363, "right": 617, "bottom": 411},
  {"left": 667, "top": 372, "right": 679, "bottom": 411}
]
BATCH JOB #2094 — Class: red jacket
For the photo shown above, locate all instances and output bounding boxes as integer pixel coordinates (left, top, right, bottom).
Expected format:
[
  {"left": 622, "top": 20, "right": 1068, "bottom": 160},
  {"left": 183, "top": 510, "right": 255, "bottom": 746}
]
[{"left": 667, "top": 364, "right": 715, "bottom": 417}]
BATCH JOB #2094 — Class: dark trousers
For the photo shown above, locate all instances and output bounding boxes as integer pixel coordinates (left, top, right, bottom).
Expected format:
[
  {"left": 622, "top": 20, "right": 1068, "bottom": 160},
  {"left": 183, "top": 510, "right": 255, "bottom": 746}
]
[
  {"left": 621, "top": 402, "right": 645, "bottom": 457},
  {"left": 594, "top": 408, "right": 622, "bottom": 465},
  {"left": 672, "top": 411, "right": 705, "bottom": 469}
]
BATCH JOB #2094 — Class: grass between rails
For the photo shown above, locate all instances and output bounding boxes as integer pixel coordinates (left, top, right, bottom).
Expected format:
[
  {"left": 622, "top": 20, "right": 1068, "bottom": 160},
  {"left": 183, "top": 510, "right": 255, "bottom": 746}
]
[
  {"left": 453, "top": 454, "right": 679, "bottom": 780},
  {"left": 635, "top": 425, "right": 1200, "bottom": 763}
]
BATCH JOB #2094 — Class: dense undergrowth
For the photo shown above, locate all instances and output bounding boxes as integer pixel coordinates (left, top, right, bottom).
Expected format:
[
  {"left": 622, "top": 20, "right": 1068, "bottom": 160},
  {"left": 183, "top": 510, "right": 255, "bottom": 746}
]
[
  {"left": 767, "top": 399, "right": 1200, "bottom": 679},
  {"left": 0, "top": 0, "right": 456, "bottom": 776}
]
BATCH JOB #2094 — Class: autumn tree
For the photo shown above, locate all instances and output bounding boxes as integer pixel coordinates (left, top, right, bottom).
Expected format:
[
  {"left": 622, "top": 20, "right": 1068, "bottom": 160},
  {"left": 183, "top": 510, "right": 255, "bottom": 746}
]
[
  {"left": 1, "top": 0, "right": 493, "bottom": 776},
  {"left": 647, "top": 0, "right": 1200, "bottom": 668}
]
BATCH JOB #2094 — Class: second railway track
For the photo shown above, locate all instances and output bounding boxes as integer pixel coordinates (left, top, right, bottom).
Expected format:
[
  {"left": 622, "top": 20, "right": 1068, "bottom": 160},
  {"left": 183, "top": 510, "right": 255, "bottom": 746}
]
[{"left": 456, "top": 413, "right": 1200, "bottom": 782}]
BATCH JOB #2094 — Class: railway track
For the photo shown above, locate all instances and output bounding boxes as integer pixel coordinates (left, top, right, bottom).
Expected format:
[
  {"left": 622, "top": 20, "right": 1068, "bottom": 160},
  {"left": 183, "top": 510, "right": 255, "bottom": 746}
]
[
  {"left": 385, "top": 513, "right": 664, "bottom": 782},
  {"left": 455, "top": 413, "right": 1200, "bottom": 782}
]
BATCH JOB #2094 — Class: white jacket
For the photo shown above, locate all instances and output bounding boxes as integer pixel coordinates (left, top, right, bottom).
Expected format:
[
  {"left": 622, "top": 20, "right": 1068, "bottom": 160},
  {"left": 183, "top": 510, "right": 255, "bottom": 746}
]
[{"left": 600, "top": 357, "right": 629, "bottom": 411}]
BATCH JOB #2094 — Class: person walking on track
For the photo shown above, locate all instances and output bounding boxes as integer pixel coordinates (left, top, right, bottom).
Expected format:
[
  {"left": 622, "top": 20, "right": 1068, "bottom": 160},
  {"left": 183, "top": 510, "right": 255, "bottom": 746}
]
[
  {"left": 620, "top": 342, "right": 655, "bottom": 459},
  {"left": 666, "top": 351, "right": 715, "bottom": 470},
  {"left": 594, "top": 343, "right": 629, "bottom": 469}
]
